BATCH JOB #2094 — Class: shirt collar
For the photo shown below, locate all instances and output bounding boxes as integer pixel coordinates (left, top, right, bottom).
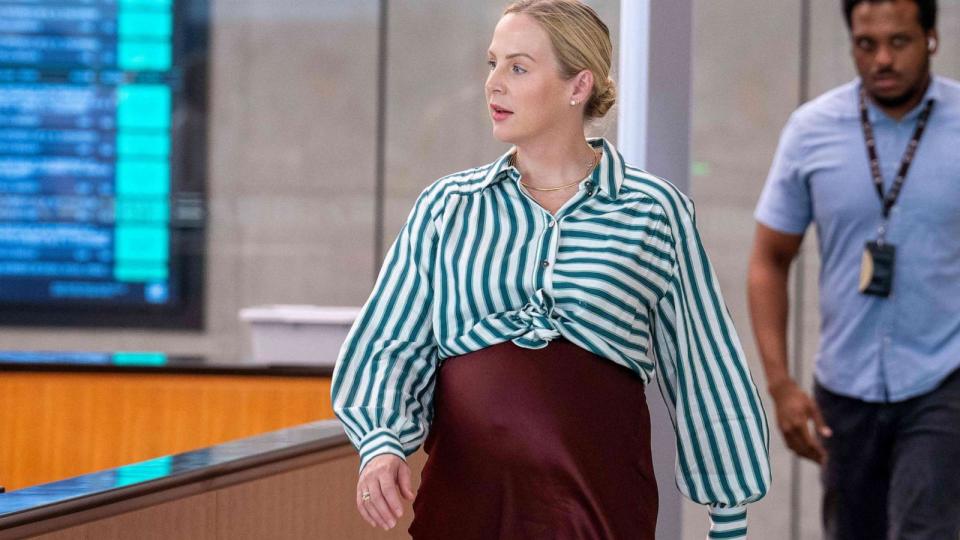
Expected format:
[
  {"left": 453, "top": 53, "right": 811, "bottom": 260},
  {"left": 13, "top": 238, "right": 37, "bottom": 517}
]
[{"left": 480, "top": 137, "right": 626, "bottom": 200}]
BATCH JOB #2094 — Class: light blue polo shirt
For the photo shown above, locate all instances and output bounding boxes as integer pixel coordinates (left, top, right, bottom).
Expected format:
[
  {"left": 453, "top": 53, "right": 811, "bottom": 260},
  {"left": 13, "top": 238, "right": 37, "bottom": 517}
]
[{"left": 756, "top": 75, "right": 960, "bottom": 402}]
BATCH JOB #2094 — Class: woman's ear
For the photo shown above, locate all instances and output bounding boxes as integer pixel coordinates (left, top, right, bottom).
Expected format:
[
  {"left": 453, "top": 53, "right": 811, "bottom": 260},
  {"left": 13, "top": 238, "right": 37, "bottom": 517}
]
[{"left": 570, "top": 69, "right": 595, "bottom": 107}]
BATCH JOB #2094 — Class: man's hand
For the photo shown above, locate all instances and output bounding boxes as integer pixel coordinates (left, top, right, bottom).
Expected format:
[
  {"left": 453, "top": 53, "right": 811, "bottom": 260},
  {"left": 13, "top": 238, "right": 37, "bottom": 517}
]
[
  {"left": 770, "top": 380, "right": 832, "bottom": 464},
  {"left": 356, "top": 454, "right": 415, "bottom": 530}
]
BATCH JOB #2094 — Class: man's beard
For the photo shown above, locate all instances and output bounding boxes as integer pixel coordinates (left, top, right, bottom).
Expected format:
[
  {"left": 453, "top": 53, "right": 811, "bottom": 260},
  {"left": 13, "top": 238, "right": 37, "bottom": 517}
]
[
  {"left": 870, "top": 87, "right": 918, "bottom": 109},
  {"left": 868, "top": 61, "right": 931, "bottom": 109},
  {"left": 870, "top": 83, "right": 925, "bottom": 108}
]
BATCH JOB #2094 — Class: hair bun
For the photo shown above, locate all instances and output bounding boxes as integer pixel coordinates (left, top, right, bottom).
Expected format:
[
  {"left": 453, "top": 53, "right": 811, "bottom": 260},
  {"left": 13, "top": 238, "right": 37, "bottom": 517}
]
[{"left": 587, "top": 78, "right": 617, "bottom": 118}]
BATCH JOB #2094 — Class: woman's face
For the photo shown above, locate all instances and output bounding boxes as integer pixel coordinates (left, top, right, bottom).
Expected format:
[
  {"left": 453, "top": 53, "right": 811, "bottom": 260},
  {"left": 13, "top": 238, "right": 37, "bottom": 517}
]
[{"left": 485, "top": 13, "right": 581, "bottom": 145}]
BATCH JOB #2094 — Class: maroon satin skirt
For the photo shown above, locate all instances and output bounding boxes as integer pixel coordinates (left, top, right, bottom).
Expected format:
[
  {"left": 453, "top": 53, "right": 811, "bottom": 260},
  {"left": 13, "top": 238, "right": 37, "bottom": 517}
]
[{"left": 409, "top": 339, "right": 657, "bottom": 540}]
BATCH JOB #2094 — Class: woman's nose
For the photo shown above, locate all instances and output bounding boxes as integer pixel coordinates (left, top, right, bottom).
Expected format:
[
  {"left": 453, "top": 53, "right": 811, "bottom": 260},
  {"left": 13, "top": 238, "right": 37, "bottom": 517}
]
[{"left": 486, "top": 71, "right": 504, "bottom": 95}]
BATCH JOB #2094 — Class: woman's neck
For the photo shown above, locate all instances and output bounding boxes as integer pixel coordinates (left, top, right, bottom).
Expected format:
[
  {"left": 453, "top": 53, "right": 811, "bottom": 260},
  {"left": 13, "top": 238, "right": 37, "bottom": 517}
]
[{"left": 513, "top": 134, "right": 597, "bottom": 189}]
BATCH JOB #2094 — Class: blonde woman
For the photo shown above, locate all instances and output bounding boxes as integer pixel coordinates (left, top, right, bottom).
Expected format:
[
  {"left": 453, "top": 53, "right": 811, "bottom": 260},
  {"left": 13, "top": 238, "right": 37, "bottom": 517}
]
[{"left": 332, "top": 1, "right": 770, "bottom": 538}]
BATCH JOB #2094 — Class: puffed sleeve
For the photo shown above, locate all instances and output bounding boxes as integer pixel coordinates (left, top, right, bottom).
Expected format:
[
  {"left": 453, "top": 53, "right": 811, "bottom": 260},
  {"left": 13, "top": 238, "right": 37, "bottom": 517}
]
[
  {"left": 650, "top": 194, "right": 771, "bottom": 539},
  {"left": 331, "top": 186, "right": 440, "bottom": 472}
]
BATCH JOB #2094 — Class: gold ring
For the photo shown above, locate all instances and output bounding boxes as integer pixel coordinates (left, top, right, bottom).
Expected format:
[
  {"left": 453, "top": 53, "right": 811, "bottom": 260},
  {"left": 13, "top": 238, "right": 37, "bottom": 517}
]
[{"left": 361, "top": 491, "right": 371, "bottom": 502}]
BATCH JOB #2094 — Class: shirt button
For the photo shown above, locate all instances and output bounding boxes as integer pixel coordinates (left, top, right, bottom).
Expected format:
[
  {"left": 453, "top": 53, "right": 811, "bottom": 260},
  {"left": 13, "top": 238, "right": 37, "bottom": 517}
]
[
  {"left": 584, "top": 181, "right": 594, "bottom": 189},
  {"left": 548, "top": 220, "right": 555, "bottom": 228},
  {"left": 541, "top": 260, "right": 550, "bottom": 269}
]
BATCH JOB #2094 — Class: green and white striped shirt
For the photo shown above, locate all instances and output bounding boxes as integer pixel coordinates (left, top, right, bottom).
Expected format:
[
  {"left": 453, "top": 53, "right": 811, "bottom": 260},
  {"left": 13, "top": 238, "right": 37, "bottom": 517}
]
[{"left": 332, "top": 138, "right": 770, "bottom": 538}]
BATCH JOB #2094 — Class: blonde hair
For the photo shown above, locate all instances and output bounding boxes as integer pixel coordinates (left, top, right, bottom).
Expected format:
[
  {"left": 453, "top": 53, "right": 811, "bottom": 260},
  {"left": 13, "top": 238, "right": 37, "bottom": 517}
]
[{"left": 503, "top": 0, "right": 616, "bottom": 118}]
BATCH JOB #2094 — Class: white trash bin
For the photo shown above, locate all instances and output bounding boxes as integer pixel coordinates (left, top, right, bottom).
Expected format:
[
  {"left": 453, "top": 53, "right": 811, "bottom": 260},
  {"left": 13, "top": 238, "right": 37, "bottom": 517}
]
[{"left": 239, "top": 305, "right": 360, "bottom": 366}]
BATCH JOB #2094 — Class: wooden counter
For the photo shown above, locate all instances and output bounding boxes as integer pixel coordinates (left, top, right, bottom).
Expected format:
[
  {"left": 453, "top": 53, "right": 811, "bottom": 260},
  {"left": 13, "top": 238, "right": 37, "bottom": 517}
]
[{"left": 0, "top": 353, "right": 335, "bottom": 491}]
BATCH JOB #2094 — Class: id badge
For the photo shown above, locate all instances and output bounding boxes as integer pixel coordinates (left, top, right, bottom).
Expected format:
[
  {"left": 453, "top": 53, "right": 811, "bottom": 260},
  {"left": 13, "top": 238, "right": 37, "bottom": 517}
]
[{"left": 859, "top": 241, "right": 896, "bottom": 297}]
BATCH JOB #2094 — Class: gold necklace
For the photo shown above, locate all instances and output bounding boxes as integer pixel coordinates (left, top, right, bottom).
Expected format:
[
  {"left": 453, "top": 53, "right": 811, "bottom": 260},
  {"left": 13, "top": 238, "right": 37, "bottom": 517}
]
[{"left": 517, "top": 149, "right": 600, "bottom": 192}]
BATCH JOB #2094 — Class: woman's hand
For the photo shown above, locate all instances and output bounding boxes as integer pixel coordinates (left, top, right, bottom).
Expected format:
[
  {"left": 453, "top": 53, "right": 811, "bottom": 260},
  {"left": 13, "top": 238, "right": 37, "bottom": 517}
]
[{"left": 356, "top": 454, "right": 416, "bottom": 530}]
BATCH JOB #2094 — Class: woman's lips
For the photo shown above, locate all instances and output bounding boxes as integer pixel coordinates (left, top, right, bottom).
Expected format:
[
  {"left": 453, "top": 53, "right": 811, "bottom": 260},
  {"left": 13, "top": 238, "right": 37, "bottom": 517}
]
[{"left": 490, "top": 104, "right": 513, "bottom": 121}]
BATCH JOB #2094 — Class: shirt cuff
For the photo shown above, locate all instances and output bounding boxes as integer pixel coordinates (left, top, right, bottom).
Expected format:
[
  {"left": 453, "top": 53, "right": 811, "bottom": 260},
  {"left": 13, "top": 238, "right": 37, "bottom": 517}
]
[
  {"left": 708, "top": 505, "right": 747, "bottom": 539},
  {"left": 357, "top": 428, "right": 406, "bottom": 472}
]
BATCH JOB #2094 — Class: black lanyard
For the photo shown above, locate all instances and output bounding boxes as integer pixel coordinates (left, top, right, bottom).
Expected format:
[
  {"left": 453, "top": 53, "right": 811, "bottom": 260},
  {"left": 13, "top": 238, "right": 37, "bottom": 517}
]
[{"left": 858, "top": 88, "right": 935, "bottom": 224}]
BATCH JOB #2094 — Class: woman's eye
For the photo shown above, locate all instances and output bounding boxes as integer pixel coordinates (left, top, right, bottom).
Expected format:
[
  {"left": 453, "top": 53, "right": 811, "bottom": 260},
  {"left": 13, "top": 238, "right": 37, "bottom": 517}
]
[
  {"left": 487, "top": 60, "right": 496, "bottom": 70},
  {"left": 512, "top": 64, "right": 527, "bottom": 74}
]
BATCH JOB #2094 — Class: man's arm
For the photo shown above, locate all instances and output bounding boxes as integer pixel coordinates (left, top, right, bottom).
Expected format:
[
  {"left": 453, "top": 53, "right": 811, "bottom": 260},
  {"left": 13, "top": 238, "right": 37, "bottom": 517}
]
[{"left": 747, "top": 223, "right": 831, "bottom": 464}]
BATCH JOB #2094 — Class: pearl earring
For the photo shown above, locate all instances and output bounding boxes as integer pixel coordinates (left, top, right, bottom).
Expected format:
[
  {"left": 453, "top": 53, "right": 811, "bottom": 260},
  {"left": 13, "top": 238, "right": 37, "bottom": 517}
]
[{"left": 570, "top": 99, "right": 578, "bottom": 106}]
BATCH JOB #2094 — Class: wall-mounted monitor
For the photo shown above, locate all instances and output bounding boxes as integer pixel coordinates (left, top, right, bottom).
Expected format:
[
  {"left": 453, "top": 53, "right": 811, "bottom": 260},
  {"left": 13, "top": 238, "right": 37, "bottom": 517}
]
[{"left": 0, "top": 0, "right": 208, "bottom": 328}]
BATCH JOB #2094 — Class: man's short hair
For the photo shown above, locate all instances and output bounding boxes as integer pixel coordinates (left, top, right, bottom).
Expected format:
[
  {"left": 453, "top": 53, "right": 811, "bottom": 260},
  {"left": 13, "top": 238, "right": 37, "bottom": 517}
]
[{"left": 842, "top": 0, "right": 937, "bottom": 32}]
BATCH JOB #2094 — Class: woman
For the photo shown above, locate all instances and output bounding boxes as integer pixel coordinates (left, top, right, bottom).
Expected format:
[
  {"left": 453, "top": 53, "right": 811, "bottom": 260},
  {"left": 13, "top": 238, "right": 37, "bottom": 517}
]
[{"left": 332, "top": 1, "right": 770, "bottom": 538}]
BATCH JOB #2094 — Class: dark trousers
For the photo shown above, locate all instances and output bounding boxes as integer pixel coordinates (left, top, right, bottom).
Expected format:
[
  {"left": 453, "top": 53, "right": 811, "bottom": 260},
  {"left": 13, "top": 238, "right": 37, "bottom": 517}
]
[{"left": 815, "top": 368, "right": 960, "bottom": 540}]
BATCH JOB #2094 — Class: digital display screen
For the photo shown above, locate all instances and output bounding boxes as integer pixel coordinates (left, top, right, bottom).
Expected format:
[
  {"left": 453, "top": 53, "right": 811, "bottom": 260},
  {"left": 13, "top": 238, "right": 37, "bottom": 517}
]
[
  {"left": 0, "top": 349, "right": 167, "bottom": 365},
  {"left": 0, "top": 0, "right": 207, "bottom": 328}
]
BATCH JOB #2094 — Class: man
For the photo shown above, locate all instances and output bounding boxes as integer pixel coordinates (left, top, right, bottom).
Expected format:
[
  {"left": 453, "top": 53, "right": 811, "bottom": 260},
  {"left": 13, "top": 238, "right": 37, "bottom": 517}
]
[{"left": 748, "top": 0, "right": 960, "bottom": 538}]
